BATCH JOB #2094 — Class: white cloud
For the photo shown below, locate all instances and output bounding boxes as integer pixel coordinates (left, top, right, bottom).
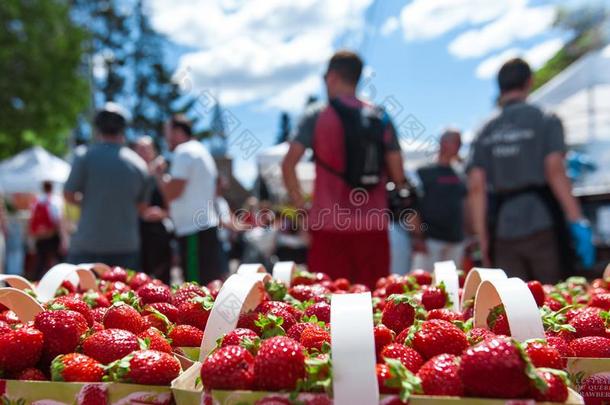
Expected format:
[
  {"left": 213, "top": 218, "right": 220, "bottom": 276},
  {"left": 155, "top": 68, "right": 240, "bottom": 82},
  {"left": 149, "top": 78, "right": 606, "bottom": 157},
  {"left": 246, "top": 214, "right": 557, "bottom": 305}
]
[
  {"left": 475, "top": 37, "right": 565, "bottom": 79},
  {"left": 448, "top": 2, "right": 557, "bottom": 59},
  {"left": 398, "top": 0, "right": 514, "bottom": 41},
  {"left": 148, "top": 0, "right": 373, "bottom": 111},
  {"left": 380, "top": 16, "right": 399, "bottom": 37}
]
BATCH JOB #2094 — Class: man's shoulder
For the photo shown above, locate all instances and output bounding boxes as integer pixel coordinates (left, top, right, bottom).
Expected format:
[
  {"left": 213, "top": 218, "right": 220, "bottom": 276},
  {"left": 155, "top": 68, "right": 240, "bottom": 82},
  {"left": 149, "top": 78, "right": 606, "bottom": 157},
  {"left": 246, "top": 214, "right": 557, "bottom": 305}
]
[{"left": 119, "top": 147, "right": 147, "bottom": 173}]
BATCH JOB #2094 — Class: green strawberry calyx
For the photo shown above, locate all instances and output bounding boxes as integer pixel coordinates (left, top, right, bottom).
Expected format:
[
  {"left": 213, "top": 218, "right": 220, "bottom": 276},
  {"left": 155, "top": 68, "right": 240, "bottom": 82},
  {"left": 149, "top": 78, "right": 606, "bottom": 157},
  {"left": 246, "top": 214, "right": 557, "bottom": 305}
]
[
  {"left": 255, "top": 313, "right": 286, "bottom": 339},
  {"left": 383, "top": 357, "right": 423, "bottom": 402}
]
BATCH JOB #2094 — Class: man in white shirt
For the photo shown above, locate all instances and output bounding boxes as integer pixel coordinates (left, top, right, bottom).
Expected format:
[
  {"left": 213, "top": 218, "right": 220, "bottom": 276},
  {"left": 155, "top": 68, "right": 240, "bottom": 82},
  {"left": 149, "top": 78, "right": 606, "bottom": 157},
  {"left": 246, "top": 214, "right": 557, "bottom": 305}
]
[{"left": 155, "top": 115, "right": 221, "bottom": 284}]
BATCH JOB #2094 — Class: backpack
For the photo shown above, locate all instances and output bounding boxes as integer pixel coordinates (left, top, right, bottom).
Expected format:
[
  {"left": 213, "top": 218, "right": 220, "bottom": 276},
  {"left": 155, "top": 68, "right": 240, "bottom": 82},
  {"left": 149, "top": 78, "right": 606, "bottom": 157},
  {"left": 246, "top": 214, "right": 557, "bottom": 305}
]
[
  {"left": 315, "top": 99, "right": 387, "bottom": 189},
  {"left": 29, "top": 199, "right": 57, "bottom": 237}
]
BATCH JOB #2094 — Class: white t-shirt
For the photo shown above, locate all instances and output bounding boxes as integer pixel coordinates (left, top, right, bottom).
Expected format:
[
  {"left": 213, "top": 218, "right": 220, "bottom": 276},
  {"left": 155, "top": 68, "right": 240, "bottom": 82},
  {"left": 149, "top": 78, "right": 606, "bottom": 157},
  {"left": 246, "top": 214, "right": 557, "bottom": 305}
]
[{"left": 169, "top": 140, "right": 219, "bottom": 236}]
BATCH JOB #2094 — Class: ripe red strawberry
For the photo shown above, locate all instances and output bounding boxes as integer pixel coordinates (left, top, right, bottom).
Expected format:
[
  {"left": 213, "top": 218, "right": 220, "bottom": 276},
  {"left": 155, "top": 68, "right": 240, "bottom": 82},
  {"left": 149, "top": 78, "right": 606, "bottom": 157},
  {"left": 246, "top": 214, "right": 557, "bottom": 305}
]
[
  {"left": 417, "top": 354, "right": 463, "bottom": 396},
  {"left": 569, "top": 336, "right": 610, "bottom": 357},
  {"left": 83, "top": 329, "right": 140, "bottom": 364},
  {"left": 426, "top": 308, "right": 463, "bottom": 323},
  {"left": 374, "top": 324, "right": 395, "bottom": 359},
  {"left": 459, "top": 337, "right": 530, "bottom": 398},
  {"left": 376, "top": 363, "right": 400, "bottom": 395},
  {"left": 107, "top": 350, "right": 181, "bottom": 385},
  {"left": 380, "top": 343, "right": 424, "bottom": 373},
  {"left": 288, "top": 285, "right": 330, "bottom": 303},
  {"left": 524, "top": 340, "right": 563, "bottom": 369},
  {"left": 0, "top": 327, "right": 44, "bottom": 372},
  {"left": 171, "top": 284, "right": 208, "bottom": 308},
  {"left": 546, "top": 336, "right": 575, "bottom": 360},
  {"left": 411, "top": 269, "right": 432, "bottom": 286},
  {"left": 142, "top": 313, "right": 170, "bottom": 334},
  {"left": 103, "top": 303, "right": 144, "bottom": 334},
  {"left": 300, "top": 325, "right": 330, "bottom": 352},
  {"left": 333, "top": 278, "right": 350, "bottom": 291},
  {"left": 421, "top": 285, "right": 447, "bottom": 311},
  {"left": 34, "top": 310, "right": 89, "bottom": 361},
  {"left": 381, "top": 294, "right": 416, "bottom": 334},
  {"left": 589, "top": 293, "right": 610, "bottom": 310},
  {"left": 128, "top": 272, "right": 152, "bottom": 290},
  {"left": 76, "top": 384, "right": 107, "bottom": 405},
  {"left": 264, "top": 307, "right": 297, "bottom": 333},
  {"left": 51, "top": 353, "right": 104, "bottom": 382},
  {"left": 376, "top": 358, "right": 421, "bottom": 400},
  {"left": 137, "top": 283, "right": 171, "bottom": 304},
  {"left": 101, "top": 266, "right": 128, "bottom": 282},
  {"left": 14, "top": 367, "right": 47, "bottom": 381},
  {"left": 0, "top": 320, "right": 11, "bottom": 333},
  {"left": 142, "top": 302, "right": 179, "bottom": 323},
  {"left": 50, "top": 296, "right": 94, "bottom": 326},
  {"left": 201, "top": 345, "right": 255, "bottom": 389},
  {"left": 82, "top": 291, "right": 110, "bottom": 309},
  {"left": 221, "top": 328, "right": 259, "bottom": 348},
  {"left": 287, "top": 322, "right": 313, "bottom": 342},
  {"left": 138, "top": 327, "right": 172, "bottom": 353},
  {"left": 0, "top": 310, "right": 20, "bottom": 325},
  {"left": 568, "top": 308, "right": 609, "bottom": 338},
  {"left": 165, "top": 324, "right": 203, "bottom": 348},
  {"left": 304, "top": 302, "right": 331, "bottom": 324},
  {"left": 237, "top": 311, "right": 260, "bottom": 334},
  {"left": 91, "top": 307, "right": 108, "bottom": 323},
  {"left": 253, "top": 336, "right": 305, "bottom": 390},
  {"left": 530, "top": 369, "right": 569, "bottom": 402},
  {"left": 177, "top": 296, "right": 214, "bottom": 330},
  {"left": 486, "top": 304, "right": 510, "bottom": 336},
  {"left": 256, "top": 301, "right": 303, "bottom": 321},
  {"left": 412, "top": 319, "right": 469, "bottom": 359},
  {"left": 527, "top": 281, "right": 545, "bottom": 307},
  {"left": 467, "top": 328, "right": 496, "bottom": 345}
]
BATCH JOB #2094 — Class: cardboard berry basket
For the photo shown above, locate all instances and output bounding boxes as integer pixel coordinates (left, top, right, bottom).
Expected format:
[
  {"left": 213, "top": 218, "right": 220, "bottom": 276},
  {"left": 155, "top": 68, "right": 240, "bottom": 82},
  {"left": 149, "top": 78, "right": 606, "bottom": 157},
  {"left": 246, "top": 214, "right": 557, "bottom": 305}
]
[
  {"left": 0, "top": 272, "right": 177, "bottom": 405},
  {"left": 172, "top": 264, "right": 583, "bottom": 405}
]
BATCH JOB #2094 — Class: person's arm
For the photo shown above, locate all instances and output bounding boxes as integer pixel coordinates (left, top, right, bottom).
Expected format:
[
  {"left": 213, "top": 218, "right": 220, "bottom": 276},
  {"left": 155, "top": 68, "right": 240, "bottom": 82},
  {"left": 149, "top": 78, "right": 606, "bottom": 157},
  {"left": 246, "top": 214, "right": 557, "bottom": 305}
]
[
  {"left": 156, "top": 175, "right": 186, "bottom": 204},
  {"left": 468, "top": 167, "right": 490, "bottom": 266},
  {"left": 281, "top": 142, "right": 307, "bottom": 209},
  {"left": 152, "top": 154, "right": 187, "bottom": 204},
  {"left": 545, "top": 152, "right": 582, "bottom": 222},
  {"left": 385, "top": 151, "right": 407, "bottom": 185},
  {"left": 64, "top": 148, "right": 86, "bottom": 206}
]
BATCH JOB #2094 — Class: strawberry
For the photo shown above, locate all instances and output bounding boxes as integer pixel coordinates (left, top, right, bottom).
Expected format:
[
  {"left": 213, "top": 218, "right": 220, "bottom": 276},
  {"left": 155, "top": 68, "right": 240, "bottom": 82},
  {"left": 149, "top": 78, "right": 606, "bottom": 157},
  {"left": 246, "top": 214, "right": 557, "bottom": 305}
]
[
  {"left": 0, "top": 310, "right": 20, "bottom": 325},
  {"left": 288, "top": 285, "right": 330, "bottom": 303},
  {"left": 380, "top": 343, "right": 424, "bottom": 373},
  {"left": 377, "top": 363, "right": 400, "bottom": 395},
  {"left": 103, "top": 303, "right": 145, "bottom": 334},
  {"left": 138, "top": 327, "right": 172, "bottom": 353},
  {"left": 142, "top": 313, "right": 170, "bottom": 334},
  {"left": 101, "top": 266, "right": 128, "bottom": 282},
  {"left": 50, "top": 296, "right": 94, "bottom": 326},
  {"left": 137, "top": 283, "right": 171, "bottom": 304},
  {"left": 374, "top": 324, "right": 395, "bottom": 359},
  {"left": 546, "top": 336, "right": 575, "bottom": 360},
  {"left": 381, "top": 294, "right": 416, "bottom": 334},
  {"left": 376, "top": 358, "right": 422, "bottom": 401},
  {"left": 426, "top": 308, "right": 463, "bottom": 323},
  {"left": 0, "top": 327, "right": 44, "bottom": 373},
  {"left": 530, "top": 369, "right": 569, "bottom": 402},
  {"left": 304, "top": 302, "right": 331, "bottom": 324},
  {"left": 177, "top": 296, "right": 214, "bottom": 330},
  {"left": 221, "top": 328, "right": 259, "bottom": 348},
  {"left": 287, "top": 322, "right": 313, "bottom": 342},
  {"left": 411, "top": 269, "right": 432, "bottom": 286},
  {"left": 527, "top": 281, "right": 545, "bottom": 307},
  {"left": 0, "top": 320, "right": 11, "bottom": 333},
  {"left": 254, "top": 395, "right": 292, "bottom": 405},
  {"left": 142, "top": 302, "right": 179, "bottom": 323},
  {"left": 201, "top": 345, "right": 255, "bottom": 389},
  {"left": 589, "top": 293, "right": 610, "bottom": 310},
  {"left": 76, "top": 383, "right": 107, "bottom": 405},
  {"left": 13, "top": 367, "right": 47, "bottom": 381},
  {"left": 237, "top": 311, "right": 261, "bottom": 334},
  {"left": 171, "top": 283, "right": 208, "bottom": 308},
  {"left": 467, "top": 328, "right": 496, "bottom": 345},
  {"left": 91, "top": 307, "right": 108, "bottom": 323},
  {"left": 128, "top": 272, "right": 152, "bottom": 290},
  {"left": 412, "top": 319, "right": 469, "bottom": 359},
  {"left": 300, "top": 325, "right": 330, "bottom": 352},
  {"left": 83, "top": 328, "right": 140, "bottom": 364},
  {"left": 264, "top": 307, "right": 297, "bottom": 333},
  {"left": 460, "top": 337, "right": 532, "bottom": 398},
  {"left": 569, "top": 336, "right": 610, "bottom": 357},
  {"left": 524, "top": 340, "right": 563, "bottom": 369},
  {"left": 82, "top": 292, "right": 110, "bottom": 309},
  {"left": 107, "top": 349, "right": 181, "bottom": 385},
  {"left": 417, "top": 354, "right": 463, "bottom": 396},
  {"left": 568, "top": 308, "right": 609, "bottom": 338},
  {"left": 34, "top": 309, "right": 89, "bottom": 361},
  {"left": 333, "top": 278, "right": 350, "bottom": 291},
  {"left": 384, "top": 277, "right": 413, "bottom": 296},
  {"left": 421, "top": 284, "right": 447, "bottom": 311},
  {"left": 254, "top": 336, "right": 306, "bottom": 390},
  {"left": 51, "top": 353, "right": 104, "bottom": 382},
  {"left": 486, "top": 304, "right": 510, "bottom": 336},
  {"left": 168, "top": 324, "right": 204, "bottom": 347}
]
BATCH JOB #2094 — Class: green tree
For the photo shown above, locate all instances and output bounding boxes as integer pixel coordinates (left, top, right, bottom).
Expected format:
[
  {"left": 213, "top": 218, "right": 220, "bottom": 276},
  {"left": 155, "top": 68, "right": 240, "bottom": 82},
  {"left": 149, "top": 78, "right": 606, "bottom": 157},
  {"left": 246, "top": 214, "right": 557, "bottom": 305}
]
[{"left": 0, "top": 0, "right": 89, "bottom": 159}]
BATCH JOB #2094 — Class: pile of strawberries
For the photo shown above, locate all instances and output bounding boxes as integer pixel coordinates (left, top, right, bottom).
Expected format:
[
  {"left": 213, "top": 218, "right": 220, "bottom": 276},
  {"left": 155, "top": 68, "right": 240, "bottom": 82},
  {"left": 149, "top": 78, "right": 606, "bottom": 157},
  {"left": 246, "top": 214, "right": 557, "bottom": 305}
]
[
  {"left": 0, "top": 266, "right": 215, "bottom": 385},
  {"left": 1, "top": 264, "right": 609, "bottom": 404}
]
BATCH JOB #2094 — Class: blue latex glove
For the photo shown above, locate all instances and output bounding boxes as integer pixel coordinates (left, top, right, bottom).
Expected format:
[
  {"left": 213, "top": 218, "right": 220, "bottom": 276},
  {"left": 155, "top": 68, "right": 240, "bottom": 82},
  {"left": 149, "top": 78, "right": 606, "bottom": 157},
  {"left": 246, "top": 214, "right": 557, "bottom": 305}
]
[{"left": 569, "top": 220, "right": 595, "bottom": 269}]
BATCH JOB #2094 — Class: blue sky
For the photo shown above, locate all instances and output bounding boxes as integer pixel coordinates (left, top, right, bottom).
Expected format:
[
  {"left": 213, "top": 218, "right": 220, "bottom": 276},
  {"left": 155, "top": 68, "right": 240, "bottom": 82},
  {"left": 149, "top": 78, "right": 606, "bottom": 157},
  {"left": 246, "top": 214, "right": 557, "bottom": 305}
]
[{"left": 147, "top": 0, "right": 592, "bottom": 187}]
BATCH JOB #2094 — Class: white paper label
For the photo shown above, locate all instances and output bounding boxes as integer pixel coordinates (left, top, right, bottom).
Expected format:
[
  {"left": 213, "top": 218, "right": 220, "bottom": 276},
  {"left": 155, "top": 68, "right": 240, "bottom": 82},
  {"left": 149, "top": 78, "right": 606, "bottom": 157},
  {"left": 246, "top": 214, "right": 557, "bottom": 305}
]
[{"left": 433, "top": 260, "right": 460, "bottom": 312}]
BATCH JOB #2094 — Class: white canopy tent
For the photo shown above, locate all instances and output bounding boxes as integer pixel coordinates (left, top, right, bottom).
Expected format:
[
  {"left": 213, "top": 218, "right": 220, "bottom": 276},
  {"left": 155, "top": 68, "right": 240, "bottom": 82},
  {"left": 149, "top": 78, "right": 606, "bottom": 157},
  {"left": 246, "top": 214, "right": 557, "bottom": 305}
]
[
  {"left": 0, "top": 146, "right": 71, "bottom": 194},
  {"left": 531, "top": 45, "right": 610, "bottom": 195}
]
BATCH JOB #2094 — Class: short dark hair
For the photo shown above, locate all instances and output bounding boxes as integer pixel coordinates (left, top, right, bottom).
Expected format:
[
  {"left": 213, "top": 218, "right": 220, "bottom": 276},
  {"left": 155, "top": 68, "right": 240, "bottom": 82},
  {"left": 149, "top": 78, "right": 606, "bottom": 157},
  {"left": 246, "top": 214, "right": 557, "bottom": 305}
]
[
  {"left": 497, "top": 58, "right": 532, "bottom": 93},
  {"left": 94, "top": 110, "right": 126, "bottom": 136},
  {"left": 42, "top": 181, "right": 53, "bottom": 193},
  {"left": 326, "top": 50, "right": 363, "bottom": 85},
  {"left": 170, "top": 114, "right": 192, "bottom": 137}
]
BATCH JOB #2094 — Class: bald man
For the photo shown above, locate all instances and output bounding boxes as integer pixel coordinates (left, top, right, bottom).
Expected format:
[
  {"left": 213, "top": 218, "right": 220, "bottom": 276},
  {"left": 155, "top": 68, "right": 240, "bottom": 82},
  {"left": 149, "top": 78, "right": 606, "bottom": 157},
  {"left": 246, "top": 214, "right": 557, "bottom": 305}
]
[{"left": 416, "top": 129, "right": 467, "bottom": 270}]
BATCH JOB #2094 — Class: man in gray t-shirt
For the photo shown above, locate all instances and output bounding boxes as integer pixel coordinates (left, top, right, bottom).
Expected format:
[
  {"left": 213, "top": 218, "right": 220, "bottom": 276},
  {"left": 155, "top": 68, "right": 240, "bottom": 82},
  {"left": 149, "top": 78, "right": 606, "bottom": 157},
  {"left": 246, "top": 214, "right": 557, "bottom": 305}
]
[
  {"left": 467, "top": 58, "right": 593, "bottom": 283},
  {"left": 64, "top": 104, "right": 150, "bottom": 270}
]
